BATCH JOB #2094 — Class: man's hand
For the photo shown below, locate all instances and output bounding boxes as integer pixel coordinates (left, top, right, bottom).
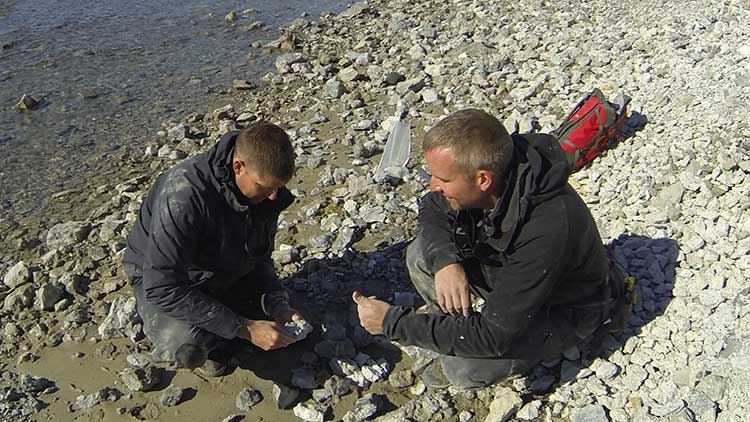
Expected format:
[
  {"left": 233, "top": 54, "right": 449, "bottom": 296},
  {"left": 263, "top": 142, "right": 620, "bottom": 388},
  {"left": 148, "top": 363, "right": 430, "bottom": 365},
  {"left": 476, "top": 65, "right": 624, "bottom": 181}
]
[
  {"left": 352, "top": 291, "right": 390, "bottom": 335},
  {"left": 270, "top": 303, "right": 304, "bottom": 326},
  {"left": 435, "top": 263, "right": 472, "bottom": 316},
  {"left": 238, "top": 319, "right": 296, "bottom": 351}
]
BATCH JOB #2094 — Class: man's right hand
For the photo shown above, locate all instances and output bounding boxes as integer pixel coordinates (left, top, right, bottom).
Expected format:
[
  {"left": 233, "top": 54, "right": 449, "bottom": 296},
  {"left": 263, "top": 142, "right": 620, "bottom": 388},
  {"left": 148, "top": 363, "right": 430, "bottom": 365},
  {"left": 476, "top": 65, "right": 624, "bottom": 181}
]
[
  {"left": 435, "top": 263, "right": 472, "bottom": 317},
  {"left": 238, "top": 319, "right": 296, "bottom": 351}
]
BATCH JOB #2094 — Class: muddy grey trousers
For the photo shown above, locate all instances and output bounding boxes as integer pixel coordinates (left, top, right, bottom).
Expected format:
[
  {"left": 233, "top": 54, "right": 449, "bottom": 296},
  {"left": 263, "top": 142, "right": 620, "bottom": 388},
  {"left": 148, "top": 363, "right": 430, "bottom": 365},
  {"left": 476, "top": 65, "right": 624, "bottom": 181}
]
[
  {"left": 132, "top": 275, "right": 270, "bottom": 364},
  {"left": 405, "top": 235, "right": 539, "bottom": 389}
]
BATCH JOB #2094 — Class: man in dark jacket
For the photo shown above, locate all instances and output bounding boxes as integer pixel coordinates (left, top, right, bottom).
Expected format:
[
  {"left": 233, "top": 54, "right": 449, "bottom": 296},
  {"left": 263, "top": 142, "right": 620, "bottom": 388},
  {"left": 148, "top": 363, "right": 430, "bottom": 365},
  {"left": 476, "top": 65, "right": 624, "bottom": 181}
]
[
  {"left": 354, "top": 109, "right": 622, "bottom": 388},
  {"left": 122, "top": 121, "right": 304, "bottom": 376}
]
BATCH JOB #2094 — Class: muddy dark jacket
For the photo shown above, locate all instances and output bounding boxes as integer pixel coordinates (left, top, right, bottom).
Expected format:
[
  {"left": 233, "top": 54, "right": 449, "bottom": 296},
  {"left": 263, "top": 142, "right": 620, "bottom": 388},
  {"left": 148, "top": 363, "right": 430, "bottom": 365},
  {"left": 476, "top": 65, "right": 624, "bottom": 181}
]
[
  {"left": 383, "top": 134, "right": 610, "bottom": 359},
  {"left": 122, "top": 131, "right": 293, "bottom": 340}
]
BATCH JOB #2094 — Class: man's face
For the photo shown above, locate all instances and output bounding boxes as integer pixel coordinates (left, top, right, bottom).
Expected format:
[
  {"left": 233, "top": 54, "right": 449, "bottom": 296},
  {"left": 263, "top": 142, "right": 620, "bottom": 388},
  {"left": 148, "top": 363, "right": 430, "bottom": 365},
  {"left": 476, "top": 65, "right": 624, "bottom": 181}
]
[
  {"left": 233, "top": 160, "right": 285, "bottom": 204},
  {"left": 424, "top": 148, "right": 488, "bottom": 210}
]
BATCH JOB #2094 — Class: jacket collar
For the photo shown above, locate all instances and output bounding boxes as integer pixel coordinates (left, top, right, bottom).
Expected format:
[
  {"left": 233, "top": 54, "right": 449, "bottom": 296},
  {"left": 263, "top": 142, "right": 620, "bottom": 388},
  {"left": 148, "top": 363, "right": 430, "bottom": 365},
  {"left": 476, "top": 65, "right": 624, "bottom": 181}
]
[
  {"left": 208, "top": 130, "right": 295, "bottom": 215},
  {"left": 483, "top": 134, "right": 569, "bottom": 252}
]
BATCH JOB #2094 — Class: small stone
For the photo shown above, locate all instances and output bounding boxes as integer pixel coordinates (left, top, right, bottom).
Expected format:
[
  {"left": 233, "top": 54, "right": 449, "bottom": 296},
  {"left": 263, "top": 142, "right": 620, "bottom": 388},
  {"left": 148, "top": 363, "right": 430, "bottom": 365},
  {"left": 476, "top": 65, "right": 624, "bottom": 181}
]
[
  {"left": 593, "top": 360, "right": 620, "bottom": 380},
  {"left": 697, "top": 374, "right": 726, "bottom": 401},
  {"left": 283, "top": 319, "right": 313, "bottom": 341},
  {"left": 98, "top": 296, "right": 138, "bottom": 340},
  {"left": 34, "top": 283, "right": 65, "bottom": 311},
  {"left": 119, "top": 365, "right": 161, "bottom": 392},
  {"left": 484, "top": 387, "right": 523, "bottom": 422},
  {"left": 343, "top": 393, "right": 379, "bottom": 422},
  {"left": 46, "top": 222, "right": 92, "bottom": 250},
  {"left": 517, "top": 400, "right": 543, "bottom": 420},
  {"left": 3, "top": 261, "right": 31, "bottom": 288},
  {"left": 160, "top": 385, "right": 187, "bottom": 407},
  {"left": 571, "top": 404, "right": 609, "bottom": 422},
  {"left": 323, "top": 78, "right": 346, "bottom": 98},
  {"left": 232, "top": 80, "right": 255, "bottom": 91},
  {"left": 225, "top": 11, "right": 237, "bottom": 22},
  {"left": 291, "top": 368, "right": 319, "bottom": 390},
  {"left": 293, "top": 402, "right": 326, "bottom": 422},
  {"left": 16, "top": 94, "right": 39, "bottom": 110},
  {"left": 272, "top": 383, "right": 298, "bottom": 409},
  {"left": 236, "top": 388, "right": 263, "bottom": 411}
]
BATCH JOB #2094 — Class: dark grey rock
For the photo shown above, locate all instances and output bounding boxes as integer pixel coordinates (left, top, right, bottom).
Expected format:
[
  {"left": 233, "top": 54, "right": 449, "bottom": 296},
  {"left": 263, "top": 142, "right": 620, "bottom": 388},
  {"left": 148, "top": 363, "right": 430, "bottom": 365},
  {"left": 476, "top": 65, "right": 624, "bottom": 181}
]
[
  {"left": 291, "top": 368, "right": 319, "bottom": 390},
  {"left": 272, "top": 383, "right": 299, "bottom": 409},
  {"left": 16, "top": 94, "right": 39, "bottom": 110}
]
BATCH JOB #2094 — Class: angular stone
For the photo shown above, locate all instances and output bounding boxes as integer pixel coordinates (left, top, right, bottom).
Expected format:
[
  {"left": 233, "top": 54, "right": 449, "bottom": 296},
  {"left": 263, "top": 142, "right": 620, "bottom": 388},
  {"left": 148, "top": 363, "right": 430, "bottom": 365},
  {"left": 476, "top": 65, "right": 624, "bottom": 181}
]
[
  {"left": 236, "top": 388, "right": 263, "bottom": 411},
  {"left": 593, "top": 360, "right": 620, "bottom": 380},
  {"left": 3, "top": 285, "right": 34, "bottom": 311},
  {"left": 291, "top": 368, "right": 319, "bottom": 390},
  {"left": 46, "top": 222, "right": 92, "bottom": 250},
  {"left": 119, "top": 365, "right": 161, "bottom": 392},
  {"left": 571, "top": 404, "right": 609, "bottom": 422},
  {"left": 283, "top": 319, "right": 313, "bottom": 341},
  {"left": 323, "top": 78, "right": 346, "bottom": 98},
  {"left": 16, "top": 94, "right": 39, "bottom": 110},
  {"left": 3, "top": 261, "right": 31, "bottom": 288},
  {"left": 272, "top": 383, "right": 299, "bottom": 409},
  {"left": 517, "top": 400, "right": 543, "bottom": 420},
  {"left": 293, "top": 402, "right": 326, "bottom": 422},
  {"left": 338, "top": 66, "right": 361, "bottom": 83},
  {"left": 98, "top": 296, "right": 139, "bottom": 340},
  {"left": 696, "top": 374, "right": 726, "bottom": 402},
  {"left": 343, "top": 393, "right": 379, "bottom": 422},
  {"left": 484, "top": 387, "right": 522, "bottom": 422},
  {"left": 34, "top": 283, "right": 65, "bottom": 311},
  {"left": 160, "top": 385, "right": 187, "bottom": 407}
]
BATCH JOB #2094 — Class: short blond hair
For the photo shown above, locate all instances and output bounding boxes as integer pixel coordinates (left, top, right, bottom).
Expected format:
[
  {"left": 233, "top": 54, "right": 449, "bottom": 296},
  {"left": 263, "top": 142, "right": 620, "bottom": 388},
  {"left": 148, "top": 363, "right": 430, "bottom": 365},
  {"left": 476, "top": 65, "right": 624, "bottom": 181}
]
[{"left": 423, "top": 109, "right": 513, "bottom": 178}]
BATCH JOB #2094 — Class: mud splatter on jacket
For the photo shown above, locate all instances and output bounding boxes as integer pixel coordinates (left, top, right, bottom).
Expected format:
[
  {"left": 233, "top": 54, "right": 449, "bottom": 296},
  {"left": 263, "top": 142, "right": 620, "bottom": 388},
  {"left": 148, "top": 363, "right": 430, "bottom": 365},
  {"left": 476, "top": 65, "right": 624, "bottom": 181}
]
[
  {"left": 383, "top": 134, "right": 610, "bottom": 359},
  {"left": 122, "top": 131, "right": 293, "bottom": 340}
]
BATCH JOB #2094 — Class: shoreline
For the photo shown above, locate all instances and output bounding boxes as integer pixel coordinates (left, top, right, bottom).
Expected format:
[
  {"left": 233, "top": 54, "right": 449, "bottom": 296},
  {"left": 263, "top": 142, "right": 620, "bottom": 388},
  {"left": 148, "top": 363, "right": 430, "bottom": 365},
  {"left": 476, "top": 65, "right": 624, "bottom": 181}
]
[{"left": 2, "top": 0, "right": 750, "bottom": 421}]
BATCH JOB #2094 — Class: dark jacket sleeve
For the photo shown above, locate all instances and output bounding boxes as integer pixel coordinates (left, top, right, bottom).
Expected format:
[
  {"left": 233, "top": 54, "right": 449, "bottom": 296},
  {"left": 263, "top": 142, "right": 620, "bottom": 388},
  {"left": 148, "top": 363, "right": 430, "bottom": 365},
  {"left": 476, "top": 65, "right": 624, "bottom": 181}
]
[
  {"left": 141, "top": 173, "right": 245, "bottom": 340},
  {"left": 383, "top": 207, "right": 569, "bottom": 358},
  {"left": 417, "top": 191, "right": 461, "bottom": 273}
]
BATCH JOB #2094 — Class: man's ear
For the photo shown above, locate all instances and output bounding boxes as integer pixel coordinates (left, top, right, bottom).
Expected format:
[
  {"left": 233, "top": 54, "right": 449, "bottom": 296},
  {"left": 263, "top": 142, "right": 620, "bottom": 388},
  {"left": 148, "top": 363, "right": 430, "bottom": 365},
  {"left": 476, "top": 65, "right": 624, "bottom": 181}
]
[
  {"left": 476, "top": 169, "right": 495, "bottom": 192},
  {"left": 232, "top": 158, "right": 243, "bottom": 176}
]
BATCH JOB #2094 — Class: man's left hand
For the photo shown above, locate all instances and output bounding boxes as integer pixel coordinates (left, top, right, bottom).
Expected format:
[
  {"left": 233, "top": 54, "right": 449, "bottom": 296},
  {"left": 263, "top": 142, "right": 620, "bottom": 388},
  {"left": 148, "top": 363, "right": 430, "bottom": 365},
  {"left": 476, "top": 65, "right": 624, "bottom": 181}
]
[{"left": 352, "top": 291, "right": 390, "bottom": 335}]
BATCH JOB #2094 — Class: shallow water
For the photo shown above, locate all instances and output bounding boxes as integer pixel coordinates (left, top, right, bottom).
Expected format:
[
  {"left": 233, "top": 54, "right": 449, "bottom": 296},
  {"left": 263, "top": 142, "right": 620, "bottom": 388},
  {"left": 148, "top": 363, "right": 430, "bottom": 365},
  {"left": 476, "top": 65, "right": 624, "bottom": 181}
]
[{"left": 0, "top": 0, "right": 350, "bottom": 226}]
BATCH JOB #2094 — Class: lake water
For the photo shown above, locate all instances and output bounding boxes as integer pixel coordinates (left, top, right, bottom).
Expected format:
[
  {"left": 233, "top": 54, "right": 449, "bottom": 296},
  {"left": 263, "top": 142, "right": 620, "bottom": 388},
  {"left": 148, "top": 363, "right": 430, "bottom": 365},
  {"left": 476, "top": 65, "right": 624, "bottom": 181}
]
[{"left": 0, "top": 0, "right": 350, "bottom": 228}]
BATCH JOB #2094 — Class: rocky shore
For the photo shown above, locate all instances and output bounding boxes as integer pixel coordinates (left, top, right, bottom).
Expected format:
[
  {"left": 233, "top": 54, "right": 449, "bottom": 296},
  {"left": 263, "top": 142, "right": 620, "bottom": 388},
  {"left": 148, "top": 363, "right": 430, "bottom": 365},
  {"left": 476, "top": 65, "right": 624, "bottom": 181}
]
[{"left": 2, "top": 0, "right": 750, "bottom": 421}]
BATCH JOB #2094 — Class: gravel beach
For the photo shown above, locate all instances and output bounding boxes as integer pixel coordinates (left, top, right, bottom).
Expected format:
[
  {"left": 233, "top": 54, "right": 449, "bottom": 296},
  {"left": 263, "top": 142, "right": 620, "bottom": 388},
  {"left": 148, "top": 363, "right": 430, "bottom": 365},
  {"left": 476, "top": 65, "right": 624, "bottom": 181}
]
[{"left": 1, "top": 0, "right": 749, "bottom": 421}]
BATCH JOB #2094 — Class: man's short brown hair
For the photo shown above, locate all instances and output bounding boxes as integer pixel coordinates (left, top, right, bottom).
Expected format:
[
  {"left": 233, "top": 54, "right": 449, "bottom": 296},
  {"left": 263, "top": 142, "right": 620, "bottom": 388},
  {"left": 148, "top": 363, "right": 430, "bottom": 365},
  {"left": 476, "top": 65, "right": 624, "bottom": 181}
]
[
  {"left": 423, "top": 109, "right": 513, "bottom": 178},
  {"left": 234, "top": 121, "right": 296, "bottom": 181}
]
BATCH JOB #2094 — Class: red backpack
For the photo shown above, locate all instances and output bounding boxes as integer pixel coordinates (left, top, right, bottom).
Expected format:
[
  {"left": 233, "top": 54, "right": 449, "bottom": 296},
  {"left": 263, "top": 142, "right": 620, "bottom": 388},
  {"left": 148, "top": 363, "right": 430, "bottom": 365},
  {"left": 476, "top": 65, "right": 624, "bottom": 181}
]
[{"left": 552, "top": 89, "right": 630, "bottom": 171}]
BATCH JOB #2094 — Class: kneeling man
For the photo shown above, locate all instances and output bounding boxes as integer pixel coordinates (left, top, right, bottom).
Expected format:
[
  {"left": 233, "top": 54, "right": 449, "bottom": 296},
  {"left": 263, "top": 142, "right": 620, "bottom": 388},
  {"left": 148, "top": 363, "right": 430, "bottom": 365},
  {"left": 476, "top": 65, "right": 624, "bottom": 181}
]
[
  {"left": 123, "top": 121, "right": 304, "bottom": 376},
  {"left": 354, "top": 109, "right": 624, "bottom": 388}
]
